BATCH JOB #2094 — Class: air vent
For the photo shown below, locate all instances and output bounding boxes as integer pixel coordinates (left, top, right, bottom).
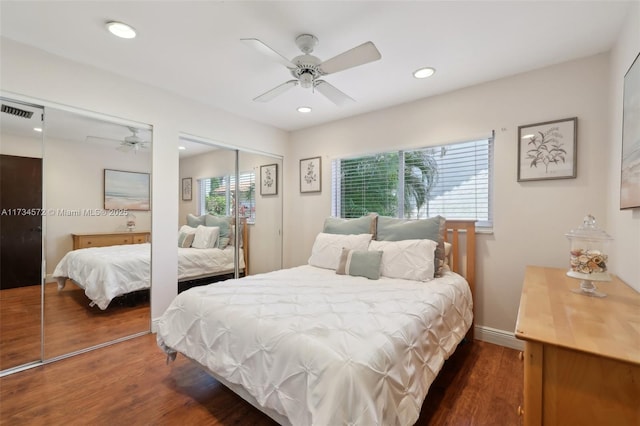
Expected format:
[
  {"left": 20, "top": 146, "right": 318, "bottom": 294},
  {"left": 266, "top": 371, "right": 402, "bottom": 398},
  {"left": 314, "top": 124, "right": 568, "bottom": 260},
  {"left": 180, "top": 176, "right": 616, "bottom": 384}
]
[{"left": 1, "top": 104, "right": 34, "bottom": 119}]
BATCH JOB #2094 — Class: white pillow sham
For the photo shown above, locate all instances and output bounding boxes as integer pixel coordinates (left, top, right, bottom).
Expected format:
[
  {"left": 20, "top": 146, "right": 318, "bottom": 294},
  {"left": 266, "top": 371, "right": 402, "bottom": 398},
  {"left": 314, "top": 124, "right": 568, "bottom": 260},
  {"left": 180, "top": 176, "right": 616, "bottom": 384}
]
[
  {"left": 369, "top": 238, "right": 438, "bottom": 281},
  {"left": 192, "top": 225, "right": 220, "bottom": 249},
  {"left": 308, "top": 232, "right": 373, "bottom": 270}
]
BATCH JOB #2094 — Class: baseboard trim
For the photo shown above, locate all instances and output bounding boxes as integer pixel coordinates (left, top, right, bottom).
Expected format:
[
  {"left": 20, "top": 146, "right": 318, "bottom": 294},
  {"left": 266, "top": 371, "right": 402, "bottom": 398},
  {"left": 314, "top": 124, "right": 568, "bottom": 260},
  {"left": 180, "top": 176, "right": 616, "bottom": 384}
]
[{"left": 474, "top": 325, "right": 524, "bottom": 351}]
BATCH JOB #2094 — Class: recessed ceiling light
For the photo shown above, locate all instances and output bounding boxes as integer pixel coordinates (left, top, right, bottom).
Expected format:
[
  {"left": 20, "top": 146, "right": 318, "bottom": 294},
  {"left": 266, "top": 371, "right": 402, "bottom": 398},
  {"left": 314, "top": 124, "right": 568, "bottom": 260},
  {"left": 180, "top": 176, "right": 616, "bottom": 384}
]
[
  {"left": 297, "top": 106, "right": 312, "bottom": 113},
  {"left": 33, "top": 127, "right": 42, "bottom": 132},
  {"left": 178, "top": 146, "right": 186, "bottom": 150},
  {"left": 106, "top": 21, "right": 136, "bottom": 39},
  {"left": 413, "top": 67, "right": 436, "bottom": 79}
]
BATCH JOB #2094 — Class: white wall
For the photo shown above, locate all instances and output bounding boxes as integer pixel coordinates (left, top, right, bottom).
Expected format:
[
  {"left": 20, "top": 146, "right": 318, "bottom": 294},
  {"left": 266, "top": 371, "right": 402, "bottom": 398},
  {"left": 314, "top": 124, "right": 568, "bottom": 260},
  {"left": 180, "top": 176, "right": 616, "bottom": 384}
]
[
  {"left": 606, "top": 2, "right": 640, "bottom": 291},
  {"left": 1, "top": 37, "right": 288, "bottom": 320},
  {"left": 285, "top": 53, "right": 614, "bottom": 334}
]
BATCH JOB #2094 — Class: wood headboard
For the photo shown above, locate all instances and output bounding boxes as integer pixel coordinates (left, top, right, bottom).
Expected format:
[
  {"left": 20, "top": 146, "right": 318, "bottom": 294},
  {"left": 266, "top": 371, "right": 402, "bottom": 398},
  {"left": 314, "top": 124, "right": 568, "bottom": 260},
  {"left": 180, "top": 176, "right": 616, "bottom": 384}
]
[
  {"left": 232, "top": 217, "right": 250, "bottom": 275},
  {"left": 444, "top": 220, "right": 476, "bottom": 341}
]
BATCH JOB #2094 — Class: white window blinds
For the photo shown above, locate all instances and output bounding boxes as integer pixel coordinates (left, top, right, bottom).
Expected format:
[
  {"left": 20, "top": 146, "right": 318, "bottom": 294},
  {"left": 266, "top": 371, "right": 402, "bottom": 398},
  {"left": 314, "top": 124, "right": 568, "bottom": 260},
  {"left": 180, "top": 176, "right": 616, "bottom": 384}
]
[{"left": 331, "top": 135, "right": 493, "bottom": 228}]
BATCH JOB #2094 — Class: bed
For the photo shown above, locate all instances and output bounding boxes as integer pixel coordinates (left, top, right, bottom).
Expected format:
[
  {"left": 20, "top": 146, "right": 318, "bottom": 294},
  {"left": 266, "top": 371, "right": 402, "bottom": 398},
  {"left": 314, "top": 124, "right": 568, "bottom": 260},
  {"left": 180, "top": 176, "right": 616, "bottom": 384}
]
[
  {"left": 52, "top": 217, "right": 249, "bottom": 310},
  {"left": 156, "top": 217, "right": 476, "bottom": 426}
]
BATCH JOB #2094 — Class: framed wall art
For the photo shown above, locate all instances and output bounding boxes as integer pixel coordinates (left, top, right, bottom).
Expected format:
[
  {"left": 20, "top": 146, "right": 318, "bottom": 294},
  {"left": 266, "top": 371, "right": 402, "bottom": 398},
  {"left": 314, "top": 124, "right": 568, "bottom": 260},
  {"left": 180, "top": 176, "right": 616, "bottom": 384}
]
[
  {"left": 182, "top": 177, "right": 192, "bottom": 201},
  {"left": 517, "top": 117, "right": 577, "bottom": 182},
  {"left": 260, "top": 163, "right": 278, "bottom": 196},
  {"left": 300, "top": 156, "right": 321, "bottom": 193},
  {"left": 104, "top": 169, "right": 150, "bottom": 210},
  {"left": 621, "top": 52, "right": 640, "bottom": 209}
]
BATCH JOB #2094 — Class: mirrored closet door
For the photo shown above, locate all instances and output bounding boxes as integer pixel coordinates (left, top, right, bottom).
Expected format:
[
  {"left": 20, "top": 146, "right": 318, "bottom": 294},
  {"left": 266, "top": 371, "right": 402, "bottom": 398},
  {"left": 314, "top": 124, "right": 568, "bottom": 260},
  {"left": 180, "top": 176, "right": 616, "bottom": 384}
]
[
  {"left": 0, "top": 99, "right": 44, "bottom": 372},
  {"left": 178, "top": 136, "right": 282, "bottom": 293},
  {"left": 42, "top": 108, "right": 152, "bottom": 361},
  {"left": 0, "top": 96, "right": 152, "bottom": 375}
]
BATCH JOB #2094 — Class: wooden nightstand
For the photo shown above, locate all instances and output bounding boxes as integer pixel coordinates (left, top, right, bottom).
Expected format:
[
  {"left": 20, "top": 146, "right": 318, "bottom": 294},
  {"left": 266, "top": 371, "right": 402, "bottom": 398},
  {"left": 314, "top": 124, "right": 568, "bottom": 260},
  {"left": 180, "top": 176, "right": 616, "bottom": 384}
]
[
  {"left": 72, "top": 231, "right": 150, "bottom": 250},
  {"left": 515, "top": 265, "right": 640, "bottom": 426}
]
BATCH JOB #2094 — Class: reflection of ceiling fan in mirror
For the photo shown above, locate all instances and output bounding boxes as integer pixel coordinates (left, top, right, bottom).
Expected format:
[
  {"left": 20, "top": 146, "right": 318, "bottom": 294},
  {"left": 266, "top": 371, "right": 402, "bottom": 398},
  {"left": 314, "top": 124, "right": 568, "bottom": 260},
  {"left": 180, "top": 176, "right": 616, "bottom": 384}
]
[
  {"left": 86, "top": 127, "right": 149, "bottom": 153},
  {"left": 241, "top": 34, "right": 382, "bottom": 106}
]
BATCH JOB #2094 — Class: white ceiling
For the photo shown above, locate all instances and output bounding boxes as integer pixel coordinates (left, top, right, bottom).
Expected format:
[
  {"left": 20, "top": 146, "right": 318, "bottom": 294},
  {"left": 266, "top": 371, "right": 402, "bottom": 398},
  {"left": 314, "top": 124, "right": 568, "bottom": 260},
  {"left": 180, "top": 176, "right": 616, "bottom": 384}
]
[{"left": 0, "top": 1, "right": 632, "bottom": 132}]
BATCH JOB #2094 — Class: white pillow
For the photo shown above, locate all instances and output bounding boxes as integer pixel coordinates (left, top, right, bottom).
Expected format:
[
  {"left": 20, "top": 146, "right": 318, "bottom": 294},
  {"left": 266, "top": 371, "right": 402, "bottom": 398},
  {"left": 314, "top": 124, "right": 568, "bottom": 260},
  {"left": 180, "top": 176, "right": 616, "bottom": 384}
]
[
  {"left": 192, "top": 225, "right": 220, "bottom": 249},
  {"left": 369, "top": 239, "right": 438, "bottom": 281},
  {"left": 308, "top": 233, "right": 373, "bottom": 270}
]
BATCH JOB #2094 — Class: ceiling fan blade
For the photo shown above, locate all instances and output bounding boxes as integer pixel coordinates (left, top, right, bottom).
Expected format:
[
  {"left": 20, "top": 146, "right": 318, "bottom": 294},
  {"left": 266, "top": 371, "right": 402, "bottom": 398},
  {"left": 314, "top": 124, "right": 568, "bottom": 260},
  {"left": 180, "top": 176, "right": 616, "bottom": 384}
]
[
  {"left": 318, "top": 41, "right": 381, "bottom": 75},
  {"left": 315, "top": 80, "right": 354, "bottom": 106},
  {"left": 254, "top": 80, "right": 299, "bottom": 102},
  {"left": 241, "top": 38, "right": 297, "bottom": 69},
  {"left": 86, "top": 135, "right": 121, "bottom": 144}
]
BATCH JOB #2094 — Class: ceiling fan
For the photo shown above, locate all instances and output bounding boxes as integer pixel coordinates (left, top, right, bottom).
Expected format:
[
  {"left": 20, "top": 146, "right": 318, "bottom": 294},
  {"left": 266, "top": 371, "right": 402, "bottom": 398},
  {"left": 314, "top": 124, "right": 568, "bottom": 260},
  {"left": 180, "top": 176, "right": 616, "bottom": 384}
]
[
  {"left": 241, "top": 34, "right": 382, "bottom": 106},
  {"left": 87, "top": 127, "right": 149, "bottom": 153}
]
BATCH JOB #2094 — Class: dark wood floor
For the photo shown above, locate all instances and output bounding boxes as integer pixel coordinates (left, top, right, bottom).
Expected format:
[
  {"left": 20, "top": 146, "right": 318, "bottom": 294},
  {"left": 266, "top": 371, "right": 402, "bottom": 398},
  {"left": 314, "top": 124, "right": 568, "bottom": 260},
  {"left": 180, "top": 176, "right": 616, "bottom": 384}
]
[
  {"left": 0, "top": 281, "right": 149, "bottom": 370},
  {"left": 0, "top": 334, "right": 523, "bottom": 425}
]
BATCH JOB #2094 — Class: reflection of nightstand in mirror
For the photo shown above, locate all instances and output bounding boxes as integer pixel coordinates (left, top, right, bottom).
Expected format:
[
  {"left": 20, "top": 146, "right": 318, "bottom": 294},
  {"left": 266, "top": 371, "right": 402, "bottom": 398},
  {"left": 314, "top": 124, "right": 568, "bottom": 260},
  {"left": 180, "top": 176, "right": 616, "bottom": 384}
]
[
  {"left": 515, "top": 266, "right": 640, "bottom": 425},
  {"left": 72, "top": 231, "right": 150, "bottom": 250}
]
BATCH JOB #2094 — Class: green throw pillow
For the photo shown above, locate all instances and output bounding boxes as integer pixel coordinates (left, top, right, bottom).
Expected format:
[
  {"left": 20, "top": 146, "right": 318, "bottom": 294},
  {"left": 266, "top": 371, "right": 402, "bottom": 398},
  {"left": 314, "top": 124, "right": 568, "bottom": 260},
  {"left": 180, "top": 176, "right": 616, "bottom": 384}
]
[{"left": 336, "top": 248, "right": 383, "bottom": 280}]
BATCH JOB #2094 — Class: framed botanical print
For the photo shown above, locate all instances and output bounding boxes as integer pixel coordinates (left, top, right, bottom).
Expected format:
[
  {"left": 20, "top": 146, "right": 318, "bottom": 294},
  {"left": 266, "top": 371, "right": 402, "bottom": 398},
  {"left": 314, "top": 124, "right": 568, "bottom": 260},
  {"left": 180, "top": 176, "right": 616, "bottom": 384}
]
[
  {"left": 300, "top": 156, "right": 321, "bottom": 193},
  {"left": 182, "top": 177, "right": 192, "bottom": 201},
  {"left": 517, "top": 117, "right": 577, "bottom": 182},
  {"left": 260, "top": 163, "right": 278, "bottom": 196}
]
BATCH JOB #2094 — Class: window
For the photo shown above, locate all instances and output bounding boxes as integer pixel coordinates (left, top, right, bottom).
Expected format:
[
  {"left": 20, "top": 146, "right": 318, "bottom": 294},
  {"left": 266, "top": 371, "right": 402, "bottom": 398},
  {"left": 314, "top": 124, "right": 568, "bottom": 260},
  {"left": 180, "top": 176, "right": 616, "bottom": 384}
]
[
  {"left": 199, "top": 172, "right": 256, "bottom": 223},
  {"left": 331, "top": 136, "right": 493, "bottom": 228}
]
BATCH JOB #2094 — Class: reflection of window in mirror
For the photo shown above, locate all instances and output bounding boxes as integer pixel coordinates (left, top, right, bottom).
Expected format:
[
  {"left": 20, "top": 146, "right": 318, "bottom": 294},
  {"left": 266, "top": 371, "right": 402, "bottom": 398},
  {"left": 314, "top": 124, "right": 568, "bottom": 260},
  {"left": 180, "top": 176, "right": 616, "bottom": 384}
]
[{"left": 199, "top": 172, "right": 256, "bottom": 223}]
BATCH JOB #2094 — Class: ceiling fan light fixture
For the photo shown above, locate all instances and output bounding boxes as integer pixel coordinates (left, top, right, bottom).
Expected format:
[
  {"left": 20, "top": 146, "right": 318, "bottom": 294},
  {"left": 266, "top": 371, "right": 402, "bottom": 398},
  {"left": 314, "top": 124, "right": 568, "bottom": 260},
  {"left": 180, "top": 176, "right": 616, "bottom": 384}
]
[
  {"left": 106, "top": 21, "right": 136, "bottom": 39},
  {"left": 297, "top": 106, "right": 312, "bottom": 113},
  {"left": 178, "top": 146, "right": 186, "bottom": 150},
  {"left": 33, "top": 127, "right": 43, "bottom": 132},
  {"left": 413, "top": 67, "right": 436, "bottom": 79}
]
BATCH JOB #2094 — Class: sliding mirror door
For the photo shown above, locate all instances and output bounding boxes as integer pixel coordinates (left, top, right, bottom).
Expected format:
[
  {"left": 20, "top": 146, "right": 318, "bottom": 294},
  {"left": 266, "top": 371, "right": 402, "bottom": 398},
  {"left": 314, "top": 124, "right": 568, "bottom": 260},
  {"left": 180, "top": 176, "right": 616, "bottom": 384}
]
[
  {"left": 0, "top": 99, "right": 44, "bottom": 372},
  {"left": 43, "top": 108, "right": 151, "bottom": 360},
  {"left": 239, "top": 150, "right": 282, "bottom": 274},
  {"left": 178, "top": 137, "right": 282, "bottom": 293}
]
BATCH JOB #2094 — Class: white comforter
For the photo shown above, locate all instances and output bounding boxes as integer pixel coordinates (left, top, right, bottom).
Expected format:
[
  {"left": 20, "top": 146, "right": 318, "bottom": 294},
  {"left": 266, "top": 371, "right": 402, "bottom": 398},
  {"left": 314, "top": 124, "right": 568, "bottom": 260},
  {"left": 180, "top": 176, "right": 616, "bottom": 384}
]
[
  {"left": 157, "top": 265, "right": 472, "bottom": 426},
  {"left": 52, "top": 243, "right": 242, "bottom": 310}
]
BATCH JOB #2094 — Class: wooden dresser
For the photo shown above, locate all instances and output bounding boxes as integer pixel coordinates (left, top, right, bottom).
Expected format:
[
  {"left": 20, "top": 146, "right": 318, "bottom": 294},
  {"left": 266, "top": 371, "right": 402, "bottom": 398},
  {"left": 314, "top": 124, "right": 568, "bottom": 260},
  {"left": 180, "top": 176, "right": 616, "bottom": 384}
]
[
  {"left": 515, "top": 265, "right": 640, "bottom": 425},
  {"left": 72, "top": 231, "right": 150, "bottom": 250}
]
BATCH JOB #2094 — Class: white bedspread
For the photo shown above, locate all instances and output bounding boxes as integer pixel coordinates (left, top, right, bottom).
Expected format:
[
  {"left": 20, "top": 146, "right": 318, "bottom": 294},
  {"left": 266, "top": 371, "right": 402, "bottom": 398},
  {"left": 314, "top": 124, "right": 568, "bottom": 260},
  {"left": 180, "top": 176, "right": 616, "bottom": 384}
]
[
  {"left": 52, "top": 243, "right": 242, "bottom": 310},
  {"left": 157, "top": 265, "right": 472, "bottom": 426}
]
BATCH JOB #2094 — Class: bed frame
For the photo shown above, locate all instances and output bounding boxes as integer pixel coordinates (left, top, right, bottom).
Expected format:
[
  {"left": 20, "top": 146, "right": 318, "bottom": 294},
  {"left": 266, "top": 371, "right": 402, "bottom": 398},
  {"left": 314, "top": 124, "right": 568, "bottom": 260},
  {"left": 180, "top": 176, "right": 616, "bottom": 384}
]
[
  {"left": 170, "top": 218, "right": 477, "bottom": 425},
  {"left": 443, "top": 220, "right": 476, "bottom": 341}
]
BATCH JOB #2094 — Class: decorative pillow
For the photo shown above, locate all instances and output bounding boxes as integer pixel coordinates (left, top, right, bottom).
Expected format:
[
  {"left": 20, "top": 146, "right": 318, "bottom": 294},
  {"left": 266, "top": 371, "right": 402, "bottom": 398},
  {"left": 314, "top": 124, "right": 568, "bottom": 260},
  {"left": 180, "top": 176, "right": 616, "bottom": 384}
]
[
  {"left": 308, "top": 233, "right": 373, "bottom": 270},
  {"left": 177, "top": 225, "right": 197, "bottom": 248},
  {"left": 323, "top": 214, "right": 378, "bottom": 237},
  {"left": 336, "top": 248, "right": 383, "bottom": 280},
  {"left": 204, "top": 215, "right": 232, "bottom": 249},
  {"left": 369, "top": 239, "right": 438, "bottom": 281},
  {"left": 187, "top": 214, "right": 205, "bottom": 227},
  {"left": 191, "top": 225, "right": 220, "bottom": 249},
  {"left": 376, "top": 215, "right": 446, "bottom": 276}
]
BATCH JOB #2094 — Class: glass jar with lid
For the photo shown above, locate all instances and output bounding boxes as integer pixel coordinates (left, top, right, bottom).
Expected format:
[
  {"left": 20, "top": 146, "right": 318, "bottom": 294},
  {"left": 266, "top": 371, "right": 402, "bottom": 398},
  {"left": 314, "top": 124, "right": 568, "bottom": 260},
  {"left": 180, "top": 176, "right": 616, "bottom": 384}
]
[{"left": 565, "top": 214, "right": 612, "bottom": 297}]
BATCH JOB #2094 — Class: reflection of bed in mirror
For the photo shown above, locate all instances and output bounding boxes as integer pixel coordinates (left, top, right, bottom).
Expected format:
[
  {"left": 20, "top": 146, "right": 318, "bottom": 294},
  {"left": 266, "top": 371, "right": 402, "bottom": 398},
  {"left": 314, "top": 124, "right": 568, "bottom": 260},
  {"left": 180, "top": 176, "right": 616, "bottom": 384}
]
[{"left": 52, "top": 217, "right": 249, "bottom": 310}]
